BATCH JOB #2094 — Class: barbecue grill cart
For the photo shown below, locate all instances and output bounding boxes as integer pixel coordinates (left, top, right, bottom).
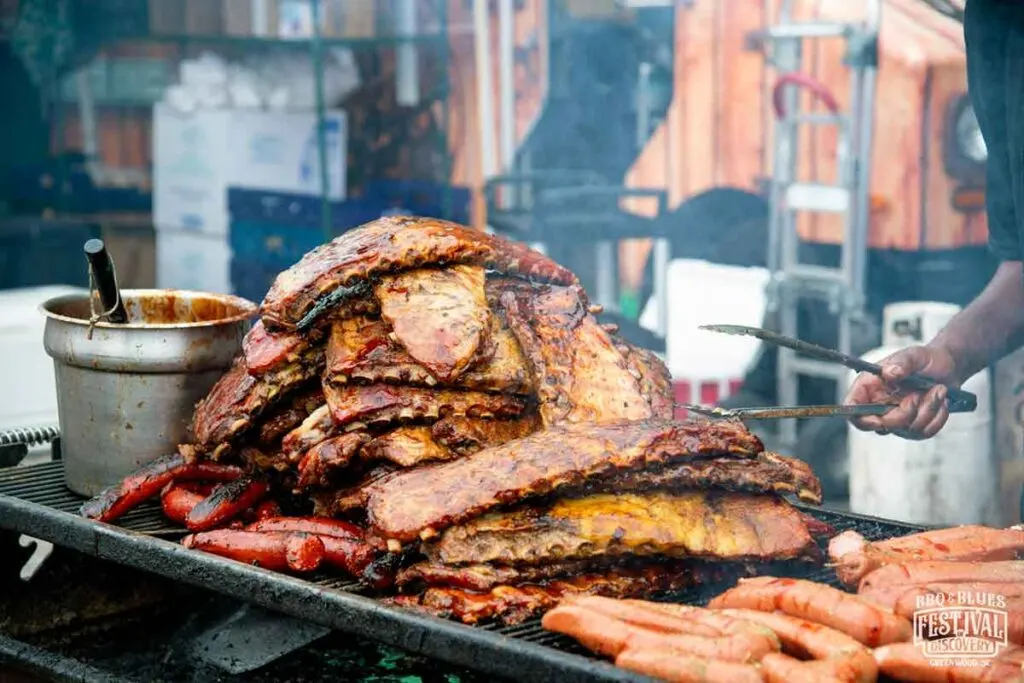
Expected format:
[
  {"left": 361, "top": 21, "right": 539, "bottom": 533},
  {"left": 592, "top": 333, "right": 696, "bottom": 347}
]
[{"left": 0, "top": 430, "right": 926, "bottom": 682}]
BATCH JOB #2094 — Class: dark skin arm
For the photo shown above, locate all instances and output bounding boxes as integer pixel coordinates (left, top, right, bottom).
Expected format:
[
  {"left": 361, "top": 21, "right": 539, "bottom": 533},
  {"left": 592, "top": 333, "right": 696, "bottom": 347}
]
[{"left": 847, "top": 261, "right": 1024, "bottom": 439}]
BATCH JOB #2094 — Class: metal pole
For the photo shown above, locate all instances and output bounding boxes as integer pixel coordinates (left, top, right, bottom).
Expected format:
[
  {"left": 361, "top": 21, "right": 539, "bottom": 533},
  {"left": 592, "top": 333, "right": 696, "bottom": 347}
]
[
  {"left": 473, "top": 0, "right": 498, "bottom": 183},
  {"left": 498, "top": 0, "right": 516, "bottom": 176},
  {"left": 310, "top": 0, "right": 332, "bottom": 242}
]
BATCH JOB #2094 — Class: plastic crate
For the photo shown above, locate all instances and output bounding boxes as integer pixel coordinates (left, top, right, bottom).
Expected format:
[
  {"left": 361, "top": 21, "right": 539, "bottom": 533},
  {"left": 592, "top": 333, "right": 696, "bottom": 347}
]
[{"left": 0, "top": 218, "right": 101, "bottom": 290}]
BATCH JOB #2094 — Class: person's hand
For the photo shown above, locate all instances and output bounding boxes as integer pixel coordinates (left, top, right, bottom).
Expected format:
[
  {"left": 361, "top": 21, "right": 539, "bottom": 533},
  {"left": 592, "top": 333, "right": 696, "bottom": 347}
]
[{"left": 844, "top": 345, "right": 960, "bottom": 440}]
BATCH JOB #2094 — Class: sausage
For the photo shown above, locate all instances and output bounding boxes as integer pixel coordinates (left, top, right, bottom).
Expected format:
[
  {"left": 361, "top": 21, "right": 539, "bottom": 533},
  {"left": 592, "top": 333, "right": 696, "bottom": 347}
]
[
  {"left": 707, "top": 576, "right": 911, "bottom": 647},
  {"left": 860, "top": 561, "right": 1024, "bottom": 596},
  {"left": 874, "top": 642, "right": 1024, "bottom": 682},
  {"left": 862, "top": 576, "right": 1024, "bottom": 612},
  {"left": 719, "top": 609, "right": 877, "bottom": 683},
  {"left": 315, "top": 535, "right": 377, "bottom": 577},
  {"left": 569, "top": 597, "right": 779, "bottom": 658},
  {"left": 541, "top": 603, "right": 772, "bottom": 663},
  {"left": 829, "top": 527, "right": 1024, "bottom": 588},
  {"left": 245, "top": 516, "right": 363, "bottom": 539},
  {"left": 185, "top": 477, "right": 270, "bottom": 532},
  {"left": 79, "top": 452, "right": 244, "bottom": 523},
  {"left": 160, "top": 485, "right": 206, "bottom": 526},
  {"left": 181, "top": 530, "right": 324, "bottom": 573},
  {"left": 615, "top": 648, "right": 764, "bottom": 683}
]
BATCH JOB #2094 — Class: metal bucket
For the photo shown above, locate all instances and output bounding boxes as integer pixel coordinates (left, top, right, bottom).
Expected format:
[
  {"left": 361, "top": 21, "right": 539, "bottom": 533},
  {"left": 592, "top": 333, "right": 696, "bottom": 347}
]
[{"left": 41, "top": 289, "right": 258, "bottom": 496}]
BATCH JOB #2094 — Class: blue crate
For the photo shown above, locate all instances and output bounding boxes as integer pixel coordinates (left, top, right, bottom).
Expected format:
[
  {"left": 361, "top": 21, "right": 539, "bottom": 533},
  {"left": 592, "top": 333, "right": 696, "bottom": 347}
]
[
  {"left": 230, "top": 258, "right": 280, "bottom": 305},
  {"left": 0, "top": 218, "right": 101, "bottom": 290}
]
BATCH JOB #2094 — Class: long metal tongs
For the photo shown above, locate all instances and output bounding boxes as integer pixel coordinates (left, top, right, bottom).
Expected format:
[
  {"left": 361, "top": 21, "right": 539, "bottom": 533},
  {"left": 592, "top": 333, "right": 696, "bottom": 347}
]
[{"left": 687, "top": 323, "right": 978, "bottom": 420}]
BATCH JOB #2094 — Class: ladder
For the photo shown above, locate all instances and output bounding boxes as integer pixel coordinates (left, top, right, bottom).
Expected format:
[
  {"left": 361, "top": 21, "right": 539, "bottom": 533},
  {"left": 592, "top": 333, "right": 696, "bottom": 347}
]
[{"left": 755, "top": 0, "right": 881, "bottom": 449}]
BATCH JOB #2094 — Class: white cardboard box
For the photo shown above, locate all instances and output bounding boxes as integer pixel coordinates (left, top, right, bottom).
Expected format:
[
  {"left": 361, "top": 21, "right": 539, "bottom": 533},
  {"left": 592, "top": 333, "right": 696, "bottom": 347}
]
[
  {"left": 153, "top": 104, "right": 347, "bottom": 235},
  {"left": 156, "top": 227, "right": 233, "bottom": 295}
]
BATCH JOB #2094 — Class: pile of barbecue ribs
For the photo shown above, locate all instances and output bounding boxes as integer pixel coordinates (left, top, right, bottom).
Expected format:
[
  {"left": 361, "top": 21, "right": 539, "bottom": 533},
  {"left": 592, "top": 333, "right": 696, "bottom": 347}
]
[{"left": 83, "top": 216, "right": 831, "bottom": 624}]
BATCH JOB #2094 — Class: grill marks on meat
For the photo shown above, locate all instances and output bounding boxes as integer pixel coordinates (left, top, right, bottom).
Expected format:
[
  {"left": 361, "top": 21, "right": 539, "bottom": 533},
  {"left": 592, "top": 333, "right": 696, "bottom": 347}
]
[
  {"left": 364, "top": 419, "right": 764, "bottom": 543},
  {"left": 375, "top": 266, "right": 490, "bottom": 383},
  {"left": 387, "top": 562, "right": 709, "bottom": 626},
  {"left": 324, "top": 315, "right": 532, "bottom": 394},
  {"left": 361, "top": 426, "right": 455, "bottom": 468},
  {"left": 322, "top": 383, "right": 528, "bottom": 430},
  {"left": 260, "top": 216, "right": 579, "bottom": 331},
  {"left": 430, "top": 414, "right": 542, "bottom": 456},
  {"left": 427, "top": 491, "right": 819, "bottom": 566},
  {"left": 500, "top": 283, "right": 651, "bottom": 426},
  {"left": 588, "top": 451, "right": 823, "bottom": 504}
]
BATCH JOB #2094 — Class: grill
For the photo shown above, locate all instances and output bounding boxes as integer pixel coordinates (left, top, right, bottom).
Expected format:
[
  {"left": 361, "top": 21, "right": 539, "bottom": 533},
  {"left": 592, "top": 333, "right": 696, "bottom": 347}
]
[{"left": 0, "top": 458, "right": 928, "bottom": 683}]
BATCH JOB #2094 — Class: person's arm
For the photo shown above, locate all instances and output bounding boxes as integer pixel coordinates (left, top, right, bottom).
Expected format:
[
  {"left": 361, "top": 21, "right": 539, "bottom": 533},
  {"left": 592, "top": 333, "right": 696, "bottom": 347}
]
[{"left": 929, "top": 261, "right": 1024, "bottom": 384}]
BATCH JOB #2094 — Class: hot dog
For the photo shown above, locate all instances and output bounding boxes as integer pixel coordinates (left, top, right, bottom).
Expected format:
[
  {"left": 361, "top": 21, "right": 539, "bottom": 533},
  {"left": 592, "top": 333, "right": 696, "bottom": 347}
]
[
  {"left": 160, "top": 485, "right": 205, "bottom": 526},
  {"left": 245, "top": 516, "right": 363, "bottom": 539},
  {"left": 859, "top": 561, "right": 1024, "bottom": 596},
  {"left": 181, "top": 530, "right": 324, "bottom": 573},
  {"left": 719, "top": 609, "right": 877, "bottom": 683},
  {"left": 80, "top": 452, "right": 243, "bottom": 522},
  {"left": 542, "top": 602, "right": 772, "bottom": 663},
  {"left": 829, "top": 527, "right": 1024, "bottom": 588},
  {"left": 185, "top": 477, "right": 270, "bottom": 531},
  {"left": 708, "top": 576, "right": 911, "bottom": 647},
  {"left": 615, "top": 648, "right": 764, "bottom": 683},
  {"left": 874, "top": 642, "right": 1024, "bottom": 682},
  {"left": 252, "top": 500, "right": 282, "bottom": 521}
]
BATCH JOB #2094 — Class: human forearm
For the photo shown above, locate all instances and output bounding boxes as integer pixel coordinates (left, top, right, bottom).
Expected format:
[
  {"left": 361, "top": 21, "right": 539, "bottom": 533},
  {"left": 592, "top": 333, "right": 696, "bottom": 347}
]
[{"left": 929, "top": 261, "right": 1024, "bottom": 383}]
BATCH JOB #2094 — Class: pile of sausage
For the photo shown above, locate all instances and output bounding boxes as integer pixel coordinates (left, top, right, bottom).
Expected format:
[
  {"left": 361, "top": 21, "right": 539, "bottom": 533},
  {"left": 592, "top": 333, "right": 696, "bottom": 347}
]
[
  {"left": 543, "top": 524, "right": 1024, "bottom": 682},
  {"left": 79, "top": 451, "right": 395, "bottom": 588}
]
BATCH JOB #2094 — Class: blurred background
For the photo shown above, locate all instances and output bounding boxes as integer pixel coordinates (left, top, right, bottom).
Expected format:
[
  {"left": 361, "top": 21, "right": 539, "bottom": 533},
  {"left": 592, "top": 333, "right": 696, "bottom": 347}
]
[{"left": 3, "top": 0, "right": 1017, "bottom": 518}]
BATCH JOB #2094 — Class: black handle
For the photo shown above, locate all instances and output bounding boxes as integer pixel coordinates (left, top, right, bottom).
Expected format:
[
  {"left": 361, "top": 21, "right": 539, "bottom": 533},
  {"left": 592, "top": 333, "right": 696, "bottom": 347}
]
[
  {"left": 854, "top": 356, "right": 978, "bottom": 413},
  {"left": 83, "top": 239, "right": 129, "bottom": 324}
]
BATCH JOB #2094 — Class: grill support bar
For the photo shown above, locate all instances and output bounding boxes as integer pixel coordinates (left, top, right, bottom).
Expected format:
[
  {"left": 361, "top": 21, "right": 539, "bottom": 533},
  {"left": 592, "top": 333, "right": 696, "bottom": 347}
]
[
  {"left": 0, "top": 494, "right": 647, "bottom": 683},
  {"left": 0, "top": 632, "right": 135, "bottom": 683}
]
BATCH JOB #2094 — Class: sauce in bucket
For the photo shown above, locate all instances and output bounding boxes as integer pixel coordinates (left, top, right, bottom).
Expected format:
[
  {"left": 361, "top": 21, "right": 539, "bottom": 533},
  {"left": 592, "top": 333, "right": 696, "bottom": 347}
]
[{"left": 41, "top": 289, "right": 258, "bottom": 496}]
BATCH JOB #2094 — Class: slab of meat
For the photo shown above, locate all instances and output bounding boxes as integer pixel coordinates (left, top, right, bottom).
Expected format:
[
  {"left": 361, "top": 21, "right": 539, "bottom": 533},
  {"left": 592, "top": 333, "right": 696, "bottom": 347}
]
[
  {"left": 259, "top": 216, "right": 579, "bottom": 331},
  {"left": 430, "top": 414, "right": 542, "bottom": 456},
  {"left": 363, "top": 419, "right": 764, "bottom": 543},
  {"left": 311, "top": 463, "right": 400, "bottom": 515},
  {"left": 374, "top": 265, "right": 491, "bottom": 382},
  {"left": 361, "top": 426, "right": 455, "bottom": 468},
  {"left": 295, "top": 432, "right": 370, "bottom": 490},
  {"left": 322, "top": 383, "right": 528, "bottom": 430},
  {"left": 324, "top": 315, "right": 532, "bottom": 394},
  {"left": 280, "top": 404, "right": 336, "bottom": 462},
  {"left": 585, "top": 450, "right": 823, "bottom": 504},
  {"left": 829, "top": 526, "right": 1024, "bottom": 588},
  {"left": 425, "top": 491, "right": 819, "bottom": 566},
  {"left": 619, "top": 341, "right": 675, "bottom": 421},
  {"left": 387, "top": 561, "right": 714, "bottom": 625},
  {"left": 256, "top": 386, "right": 325, "bottom": 445},
  {"left": 499, "top": 282, "right": 651, "bottom": 425},
  {"left": 396, "top": 559, "right": 620, "bottom": 592}
]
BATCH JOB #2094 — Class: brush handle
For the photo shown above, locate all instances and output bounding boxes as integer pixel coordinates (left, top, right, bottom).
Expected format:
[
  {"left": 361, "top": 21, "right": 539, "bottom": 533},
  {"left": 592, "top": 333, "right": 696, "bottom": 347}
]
[{"left": 84, "top": 239, "right": 129, "bottom": 324}]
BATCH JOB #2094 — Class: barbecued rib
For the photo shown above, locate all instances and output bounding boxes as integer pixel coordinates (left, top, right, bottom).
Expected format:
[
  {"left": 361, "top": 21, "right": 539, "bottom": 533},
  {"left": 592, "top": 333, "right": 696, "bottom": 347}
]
[
  {"left": 296, "top": 432, "right": 371, "bottom": 490},
  {"left": 499, "top": 282, "right": 651, "bottom": 426},
  {"left": 322, "top": 383, "right": 529, "bottom": 430},
  {"left": 324, "top": 315, "right": 533, "bottom": 394},
  {"left": 281, "top": 404, "right": 335, "bottom": 462},
  {"left": 430, "top": 414, "right": 542, "bottom": 456},
  {"left": 578, "top": 451, "right": 823, "bottom": 504},
  {"left": 426, "top": 491, "right": 820, "bottom": 566},
  {"left": 363, "top": 419, "right": 764, "bottom": 543},
  {"left": 256, "top": 386, "right": 326, "bottom": 445},
  {"left": 619, "top": 342, "right": 675, "bottom": 421},
  {"left": 259, "top": 216, "right": 580, "bottom": 331},
  {"left": 361, "top": 426, "right": 455, "bottom": 468},
  {"left": 311, "top": 463, "right": 400, "bottom": 516},
  {"left": 374, "top": 265, "right": 491, "bottom": 383},
  {"left": 387, "top": 561, "right": 717, "bottom": 626}
]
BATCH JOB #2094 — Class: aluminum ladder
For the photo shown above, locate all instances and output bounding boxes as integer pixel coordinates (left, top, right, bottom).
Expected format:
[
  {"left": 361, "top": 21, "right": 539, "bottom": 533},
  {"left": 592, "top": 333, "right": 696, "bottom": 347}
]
[{"left": 754, "top": 0, "right": 881, "bottom": 449}]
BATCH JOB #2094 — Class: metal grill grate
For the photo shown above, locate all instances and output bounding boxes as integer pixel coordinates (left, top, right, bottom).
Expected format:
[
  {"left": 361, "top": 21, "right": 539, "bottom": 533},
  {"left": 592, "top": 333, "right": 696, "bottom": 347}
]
[{"left": 0, "top": 460, "right": 927, "bottom": 682}]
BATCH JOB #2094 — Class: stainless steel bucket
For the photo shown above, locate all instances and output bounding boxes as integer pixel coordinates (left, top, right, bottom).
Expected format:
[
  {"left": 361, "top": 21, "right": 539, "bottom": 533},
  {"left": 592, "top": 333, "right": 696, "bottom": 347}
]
[{"left": 41, "top": 289, "right": 257, "bottom": 496}]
